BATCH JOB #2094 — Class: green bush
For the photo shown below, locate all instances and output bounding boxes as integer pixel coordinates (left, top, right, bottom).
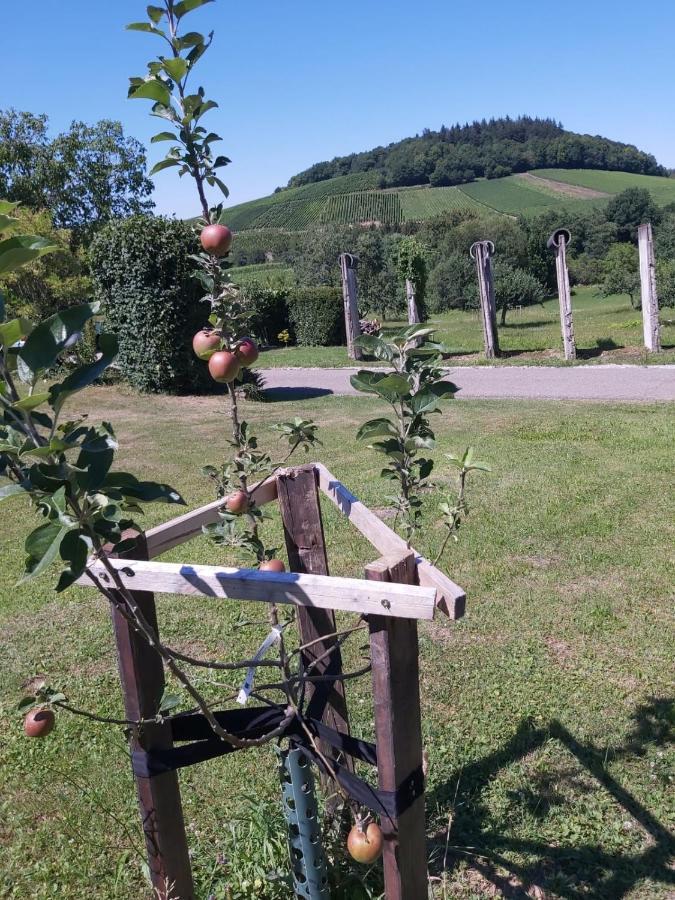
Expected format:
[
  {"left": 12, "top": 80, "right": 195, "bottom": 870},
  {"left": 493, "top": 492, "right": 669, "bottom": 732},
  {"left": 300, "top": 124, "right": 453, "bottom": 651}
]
[
  {"left": 287, "top": 286, "right": 345, "bottom": 346},
  {"left": 90, "top": 215, "right": 208, "bottom": 393},
  {"left": 242, "top": 282, "right": 291, "bottom": 345},
  {"left": 427, "top": 253, "right": 477, "bottom": 311}
]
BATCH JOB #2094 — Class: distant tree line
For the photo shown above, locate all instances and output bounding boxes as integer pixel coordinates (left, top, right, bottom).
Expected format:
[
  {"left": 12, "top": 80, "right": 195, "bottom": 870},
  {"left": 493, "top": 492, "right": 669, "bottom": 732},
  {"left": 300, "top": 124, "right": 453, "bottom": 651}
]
[{"left": 287, "top": 116, "right": 666, "bottom": 191}]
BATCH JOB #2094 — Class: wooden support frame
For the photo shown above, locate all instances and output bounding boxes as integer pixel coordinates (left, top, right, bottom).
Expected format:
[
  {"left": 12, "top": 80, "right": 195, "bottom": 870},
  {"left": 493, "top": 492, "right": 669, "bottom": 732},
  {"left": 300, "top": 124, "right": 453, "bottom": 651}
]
[
  {"left": 366, "top": 552, "right": 428, "bottom": 899},
  {"left": 548, "top": 228, "right": 576, "bottom": 361},
  {"left": 83, "top": 463, "right": 466, "bottom": 899},
  {"left": 470, "top": 240, "right": 500, "bottom": 359},
  {"left": 638, "top": 222, "right": 661, "bottom": 352}
]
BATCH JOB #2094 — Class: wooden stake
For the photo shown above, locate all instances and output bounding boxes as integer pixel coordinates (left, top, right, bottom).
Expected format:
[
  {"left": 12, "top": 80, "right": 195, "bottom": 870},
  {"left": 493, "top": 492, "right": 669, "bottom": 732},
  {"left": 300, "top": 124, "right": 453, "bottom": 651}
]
[
  {"left": 548, "top": 229, "right": 576, "bottom": 360},
  {"left": 339, "top": 252, "right": 363, "bottom": 361},
  {"left": 109, "top": 532, "right": 194, "bottom": 900},
  {"left": 638, "top": 222, "right": 661, "bottom": 352},
  {"left": 365, "top": 552, "right": 427, "bottom": 900},
  {"left": 405, "top": 278, "right": 420, "bottom": 325},
  {"left": 277, "top": 465, "right": 353, "bottom": 792},
  {"left": 470, "top": 241, "right": 500, "bottom": 359}
]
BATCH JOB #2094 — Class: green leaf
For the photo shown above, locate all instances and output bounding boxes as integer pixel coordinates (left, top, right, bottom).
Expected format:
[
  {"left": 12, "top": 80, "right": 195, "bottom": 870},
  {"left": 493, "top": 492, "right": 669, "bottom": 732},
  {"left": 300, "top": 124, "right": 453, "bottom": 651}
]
[
  {"left": 146, "top": 4, "right": 165, "bottom": 23},
  {"left": 17, "top": 695, "right": 37, "bottom": 714},
  {"left": 149, "top": 157, "right": 182, "bottom": 176},
  {"left": 11, "top": 392, "right": 50, "bottom": 412},
  {"left": 162, "top": 57, "right": 188, "bottom": 81},
  {"left": 102, "top": 472, "right": 185, "bottom": 505},
  {"left": 0, "top": 235, "right": 58, "bottom": 275},
  {"left": 159, "top": 690, "right": 182, "bottom": 713},
  {"left": 49, "top": 334, "right": 118, "bottom": 416},
  {"left": 18, "top": 302, "right": 99, "bottom": 375},
  {"left": 0, "top": 317, "right": 32, "bottom": 348},
  {"left": 22, "top": 521, "right": 73, "bottom": 581},
  {"left": 0, "top": 482, "right": 28, "bottom": 502},
  {"left": 128, "top": 78, "right": 172, "bottom": 106},
  {"left": 177, "top": 31, "right": 205, "bottom": 48},
  {"left": 350, "top": 371, "right": 410, "bottom": 403},
  {"left": 126, "top": 22, "right": 165, "bottom": 35},
  {"left": 56, "top": 530, "right": 91, "bottom": 592},
  {"left": 174, "top": 0, "right": 214, "bottom": 18},
  {"left": 150, "top": 131, "right": 177, "bottom": 143},
  {"left": 356, "top": 417, "right": 398, "bottom": 441}
]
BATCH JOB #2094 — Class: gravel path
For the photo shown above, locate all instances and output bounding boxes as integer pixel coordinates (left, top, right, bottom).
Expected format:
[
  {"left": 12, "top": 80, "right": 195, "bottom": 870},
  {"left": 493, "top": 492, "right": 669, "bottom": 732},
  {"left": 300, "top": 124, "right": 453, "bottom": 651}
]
[{"left": 263, "top": 365, "right": 675, "bottom": 402}]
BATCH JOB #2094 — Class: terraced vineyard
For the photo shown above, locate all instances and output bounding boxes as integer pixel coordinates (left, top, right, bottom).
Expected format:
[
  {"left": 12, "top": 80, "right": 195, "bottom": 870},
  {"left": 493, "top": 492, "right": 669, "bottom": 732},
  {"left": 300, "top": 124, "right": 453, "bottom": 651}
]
[{"left": 221, "top": 168, "right": 675, "bottom": 231}]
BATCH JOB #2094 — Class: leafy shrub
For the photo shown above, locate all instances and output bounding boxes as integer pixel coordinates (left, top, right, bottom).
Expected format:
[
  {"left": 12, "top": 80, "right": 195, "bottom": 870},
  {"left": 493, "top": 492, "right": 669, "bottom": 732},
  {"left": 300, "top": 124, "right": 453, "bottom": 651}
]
[
  {"left": 90, "top": 215, "right": 208, "bottom": 393},
  {"left": 657, "top": 258, "right": 675, "bottom": 307},
  {"left": 241, "top": 282, "right": 291, "bottom": 345},
  {"left": 287, "top": 286, "right": 345, "bottom": 346},
  {"left": 568, "top": 253, "right": 605, "bottom": 286},
  {"left": 427, "top": 253, "right": 477, "bottom": 311},
  {"left": 494, "top": 263, "right": 546, "bottom": 324}
]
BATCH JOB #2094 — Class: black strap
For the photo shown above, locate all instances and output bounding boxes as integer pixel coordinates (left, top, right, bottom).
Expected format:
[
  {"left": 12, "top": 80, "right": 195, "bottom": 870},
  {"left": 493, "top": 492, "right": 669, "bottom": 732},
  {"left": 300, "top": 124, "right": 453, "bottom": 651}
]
[{"left": 129, "top": 706, "right": 424, "bottom": 819}]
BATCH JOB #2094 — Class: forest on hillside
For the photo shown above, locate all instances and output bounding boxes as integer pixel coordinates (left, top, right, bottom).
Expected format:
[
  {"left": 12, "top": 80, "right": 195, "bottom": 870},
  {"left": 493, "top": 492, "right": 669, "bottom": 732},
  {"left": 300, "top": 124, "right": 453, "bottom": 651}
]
[{"left": 286, "top": 117, "right": 667, "bottom": 191}]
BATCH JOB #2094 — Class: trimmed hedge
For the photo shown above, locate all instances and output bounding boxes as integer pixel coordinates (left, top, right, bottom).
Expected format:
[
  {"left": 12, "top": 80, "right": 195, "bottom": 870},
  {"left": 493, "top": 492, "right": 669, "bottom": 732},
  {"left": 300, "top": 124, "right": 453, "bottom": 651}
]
[
  {"left": 242, "top": 283, "right": 290, "bottom": 345},
  {"left": 90, "top": 216, "right": 209, "bottom": 393},
  {"left": 287, "top": 286, "right": 345, "bottom": 346}
]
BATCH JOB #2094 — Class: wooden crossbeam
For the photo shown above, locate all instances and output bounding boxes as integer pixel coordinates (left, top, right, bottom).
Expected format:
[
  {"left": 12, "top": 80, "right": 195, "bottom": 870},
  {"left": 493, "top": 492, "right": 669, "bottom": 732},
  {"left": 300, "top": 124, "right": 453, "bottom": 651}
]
[
  {"left": 78, "top": 559, "right": 436, "bottom": 620},
  {"left": 314, "top": 463, "right": 466, "bottom": 619},
  {"left": 144, "top": 477, "right": 278, "bottom": 559}
]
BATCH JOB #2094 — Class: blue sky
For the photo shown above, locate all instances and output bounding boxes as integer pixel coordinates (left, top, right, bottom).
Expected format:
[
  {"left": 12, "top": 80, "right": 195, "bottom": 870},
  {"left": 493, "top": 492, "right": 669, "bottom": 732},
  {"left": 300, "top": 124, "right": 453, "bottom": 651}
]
[{"left": 2, "top": 0, "right": 674, "bottom": 218}]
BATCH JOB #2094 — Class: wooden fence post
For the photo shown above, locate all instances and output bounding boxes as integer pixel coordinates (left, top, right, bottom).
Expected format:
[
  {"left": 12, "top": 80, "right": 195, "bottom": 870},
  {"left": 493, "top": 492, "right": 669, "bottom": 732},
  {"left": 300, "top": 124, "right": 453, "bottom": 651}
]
[
  {"left": 405, "top": 278, "right": 421, "bottom": 325},
  {"left": 547, "top": 228, "right": 576, "bottom": 360},
  {"left": 365, "top": 552, "right": 427, "bottom": 900},
  {"left": 109, "top": 532, "right": 194, "bottom": 900},
  {"left": 470, "top": 240, "right": 500, "bottom": 359},
  {"left": 276, "top": 465, "right": 352, "bottom": 787},
  {"left": 638, "top": 222, "right": 661, "bottom": 352},
  {"left": 339, "top": 253, "right": 363, "bottom": 361}
]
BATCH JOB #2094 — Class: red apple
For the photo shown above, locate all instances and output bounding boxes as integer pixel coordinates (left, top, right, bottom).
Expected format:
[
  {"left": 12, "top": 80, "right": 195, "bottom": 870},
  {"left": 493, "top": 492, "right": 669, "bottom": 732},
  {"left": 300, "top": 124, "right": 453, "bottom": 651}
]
[
  {"left": 192, "top": 329, "right": 221, "bottom": 360},
  {"left": 200, "top": 224, "right": 233, "bottom": 257},
  {"left": 347, "top": 821, "right": 383, "bottom": 864},
  {"left": 208, "top": 350, "right": 240, "bottom": 383},
  {"left": 236, "top": 338, "right": 259, "bottom": 367},
  {"left": 225, "top": 490, "right": 249, "bottom": 515},
  {"left": 24, "top": 708, "right": 55, "bottom": 738},
  {"left": 259, "top": 559, "right": 285, "bottom": 572}
]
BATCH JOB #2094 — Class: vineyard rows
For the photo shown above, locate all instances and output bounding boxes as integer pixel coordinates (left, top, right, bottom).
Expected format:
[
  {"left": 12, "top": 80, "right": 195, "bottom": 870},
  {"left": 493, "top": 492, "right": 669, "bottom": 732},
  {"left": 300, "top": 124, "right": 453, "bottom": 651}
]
[{"left": 319, "top": 191, "right": 403, "bottom": 225}]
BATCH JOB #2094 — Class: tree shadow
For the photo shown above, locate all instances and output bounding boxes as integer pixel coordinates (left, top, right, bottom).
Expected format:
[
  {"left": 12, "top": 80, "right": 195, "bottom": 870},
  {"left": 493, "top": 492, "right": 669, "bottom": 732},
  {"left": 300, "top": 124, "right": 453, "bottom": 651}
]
[
  {"left": 577, "top": 338, "right": 623, "bottom": 359},
  {"left": 262, "top": 387, "right": 334, "bottom": 401},
  {"left": 427, "top": 698, "right": 674, "bottom": 898},
  {"left": 499, "top": 320, "right": 558, "bottom": 330}
]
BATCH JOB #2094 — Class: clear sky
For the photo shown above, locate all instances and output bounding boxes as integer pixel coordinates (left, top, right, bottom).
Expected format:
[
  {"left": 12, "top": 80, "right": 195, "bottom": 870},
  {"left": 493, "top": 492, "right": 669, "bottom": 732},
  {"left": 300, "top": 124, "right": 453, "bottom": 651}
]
[{"left": 2, "top": 0, "right": 674, "bottom": 218}]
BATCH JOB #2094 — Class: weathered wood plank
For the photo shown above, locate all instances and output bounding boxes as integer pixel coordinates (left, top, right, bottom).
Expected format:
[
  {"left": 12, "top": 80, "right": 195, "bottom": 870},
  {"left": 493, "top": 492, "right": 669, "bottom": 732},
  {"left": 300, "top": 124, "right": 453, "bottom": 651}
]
[
  {"left": 339, "top": 252, "right": 363, "bottom": 361},
  {"left": 145, "top": 477, "right": 278, "bottom": 559},
  {"left": 470, "top": 241, "right": 500, "bottom": 359},
  {"left": 548, "top": 229, "right": 576, "bottom": 360},
  {"left": 108, "top": 532, "right": 194, "bottom": 899},
  {"left": 314, "top": 463, "right": 466, "bottom": 619},
  {"left": 366, "top": 552, "right": 428, "bottom": 900},
  {"left": 79, "top": 559, "right": 436, "bottom": 620}
]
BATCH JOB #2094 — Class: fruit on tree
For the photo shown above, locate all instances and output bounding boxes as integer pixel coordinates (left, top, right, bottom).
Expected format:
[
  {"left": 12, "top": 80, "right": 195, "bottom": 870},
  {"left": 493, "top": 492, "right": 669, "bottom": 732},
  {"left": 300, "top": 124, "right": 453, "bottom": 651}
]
[
  {"left": 24, "top": 708, "right": 55, "bottom": 738},
  {"left": 200, "top": 224, "right": 233, "bottom": 256},
  {"left": 347, "top": 821, "right": 383, "bottom": 864},
  {"left": 192, "top": 329, "right": 221, "bottom": 360},
  {"left": 259, "top": 559, "right": 285, "bottom": 572},
  {"left": 235, "top": 338, "right": 259, "bottom": 367},
  {"left": 225, "top": 490, "right": 249, "bottom": 515},
  {"left": 208, "top": 350, "right": 240, "bottom": 383}
]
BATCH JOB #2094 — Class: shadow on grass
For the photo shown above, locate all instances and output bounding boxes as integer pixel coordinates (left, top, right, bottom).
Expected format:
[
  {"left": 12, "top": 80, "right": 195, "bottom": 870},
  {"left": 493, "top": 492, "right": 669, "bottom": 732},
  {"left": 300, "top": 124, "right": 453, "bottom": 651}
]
[
  {"left": 262, "top": 387, "right": 334, "bottom": 401},
  {"left": 427, "top": 698, "right": 674, "bottom": 899},
  {"left": 577, "top": 338, "right": 623, "bottom": 359}
]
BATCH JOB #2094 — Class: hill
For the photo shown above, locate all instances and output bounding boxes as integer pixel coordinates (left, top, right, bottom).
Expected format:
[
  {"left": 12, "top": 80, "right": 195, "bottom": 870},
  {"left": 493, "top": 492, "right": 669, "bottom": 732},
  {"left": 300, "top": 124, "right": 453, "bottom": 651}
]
[{"left": 222, "top": 168, "right": 675, "bottom": 232}]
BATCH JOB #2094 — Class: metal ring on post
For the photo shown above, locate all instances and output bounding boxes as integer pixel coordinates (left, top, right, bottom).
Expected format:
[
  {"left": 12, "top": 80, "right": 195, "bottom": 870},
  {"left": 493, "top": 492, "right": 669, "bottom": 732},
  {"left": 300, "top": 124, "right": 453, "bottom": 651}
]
[
  {"left": 469, "top": 240, "right": 495, "bottom": 261},
  {"left": 340, "top": 252, "right": 358, "bottom": 269},
  {"left": 546, "top": 228, "right": 571, "bottom": 250}
]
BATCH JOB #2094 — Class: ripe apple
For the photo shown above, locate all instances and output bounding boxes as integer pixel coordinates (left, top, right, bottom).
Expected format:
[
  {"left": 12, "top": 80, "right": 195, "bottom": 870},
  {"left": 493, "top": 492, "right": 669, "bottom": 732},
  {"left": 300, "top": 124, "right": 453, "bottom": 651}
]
[
  {"left": 347, "top": 821, "right": 383, "bottom": 864},
  {"left": 200, "top": 224, "right": 233, "bottom": 257},
  {"left": 192, "top": 328, "right": 221, "bottom": 360},
  {"left": 225, "top": 490, "right": 249, "bottom": 515},
  {"left": 24, "top": 708, "right": 55, "bottom": 738},
  {"left": 208, "top": 350, "right": 240, "bottom": 383},
  {"left": 236, "top": 338, "right": 259, "bottom": 367},
  {"left": 259, "top": 559, "right": 285, "bottom": 572}
]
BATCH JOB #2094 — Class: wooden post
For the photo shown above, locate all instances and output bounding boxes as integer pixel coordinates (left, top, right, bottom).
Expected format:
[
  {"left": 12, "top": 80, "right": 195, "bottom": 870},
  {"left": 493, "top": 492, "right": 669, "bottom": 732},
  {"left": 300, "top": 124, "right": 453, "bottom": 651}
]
[
  {"left": 470, "top": 241, "right": 500, "bottom": 359},
  {"left": 339, "top": 252, "right": 363, "bottom": 361},
  {"left": 109, "top": 532, "right": 194, "bottom": 900},
  {"left": 548, "top": 228, "right": 576, "bottom": 361},
  {"left": 638, "top": 222, "right": 661, "bottom": 352},
  {"left": 405, "top": 278, "right": 420, "bottom": 325},
  {"left": 365, "top": 552, "right": 427, "bottom": 900},
  {"left": 276, "top": 465, "right": 352, "bottom": 784}
]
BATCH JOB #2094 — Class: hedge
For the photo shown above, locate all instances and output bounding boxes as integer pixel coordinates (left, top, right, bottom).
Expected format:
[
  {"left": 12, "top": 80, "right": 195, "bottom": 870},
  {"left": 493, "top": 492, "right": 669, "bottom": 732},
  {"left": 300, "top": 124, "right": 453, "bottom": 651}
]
[
  {"left": 241, "top": 283, "right": 290, "bottom": 345},
  {"left": 90, "top": 216, "right": 209, "bottom": 393},
  {"left": 287, "top": 286, "right": 345, "bottom": 346}
]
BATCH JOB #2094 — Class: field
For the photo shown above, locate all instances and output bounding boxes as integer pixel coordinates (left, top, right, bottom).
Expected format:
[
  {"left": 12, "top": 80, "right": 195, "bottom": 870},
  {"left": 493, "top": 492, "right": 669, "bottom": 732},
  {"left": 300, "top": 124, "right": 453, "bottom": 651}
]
[
  {"left": 256, "top": 286, "right": 675, "bottom": 368},
  {"left": 221, "top": 168, "right": 675, "bottom": 232},
  {"left": 1, "top": 388, "right": 673, "bottom": 899}
]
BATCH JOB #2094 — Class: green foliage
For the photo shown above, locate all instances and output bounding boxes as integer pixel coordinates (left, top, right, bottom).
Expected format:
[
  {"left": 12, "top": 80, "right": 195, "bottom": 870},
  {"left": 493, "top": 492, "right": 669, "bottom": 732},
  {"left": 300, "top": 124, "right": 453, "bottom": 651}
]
[
  {"left": 0, "top": 109, "right": 154, "bottom": 243},
  {"left": 397, "top": 236, "right": 428, "bottom": 318},
  {"left": 427, "top": 252, "right": 477, "bottom": 311},
  {"left": 353, "top": 230, "right": 400, "bottom": 320},
  {"left": 89, "top": 215, "right": 207, "bottom": 392},
  {"left": 656, "top": 258, "right": 675, "bottom": 308},
  {"left": 241, "top": 282, "right": 290, "bottom": 345},
  {"left": 287, "top": 286, "right": 344, "bottom": 346},
  {"left": 605, "top": 188, "right": 661, "bottom": 242},
  {"left": 599, "top": 243, "right": 641, "bottom": 307},
  {"left": 494, "top": 264, "right": 546, "bottom": 325}
]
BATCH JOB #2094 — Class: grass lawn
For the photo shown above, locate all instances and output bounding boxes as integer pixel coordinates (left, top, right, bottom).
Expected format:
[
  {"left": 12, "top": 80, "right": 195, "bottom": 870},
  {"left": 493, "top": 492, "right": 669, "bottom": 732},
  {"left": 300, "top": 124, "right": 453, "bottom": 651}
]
[
  {"left": 256, "top": 286, "right": 675, "bottom": 368},
  {"left": 1, "top": 387, "right": 673, "bottom": 898}
]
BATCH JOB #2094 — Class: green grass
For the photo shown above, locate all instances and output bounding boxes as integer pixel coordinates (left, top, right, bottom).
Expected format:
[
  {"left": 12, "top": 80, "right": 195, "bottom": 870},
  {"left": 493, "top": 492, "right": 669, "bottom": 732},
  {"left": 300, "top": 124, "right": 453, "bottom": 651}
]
[
  {"left": 398, "top": 185, "right": 486, "bottom": 219},
  {"left": 230, "top": 262, "right": 295, "bottom": 287},
  {"left": 257, "top": 287, "right": 675, "bottom": 367},
  {"left": 530, "top": 169, "right": 675, "bottom": 205},
  {"left": 1, "top": 389, "right": 674, "bottom": 898}
]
